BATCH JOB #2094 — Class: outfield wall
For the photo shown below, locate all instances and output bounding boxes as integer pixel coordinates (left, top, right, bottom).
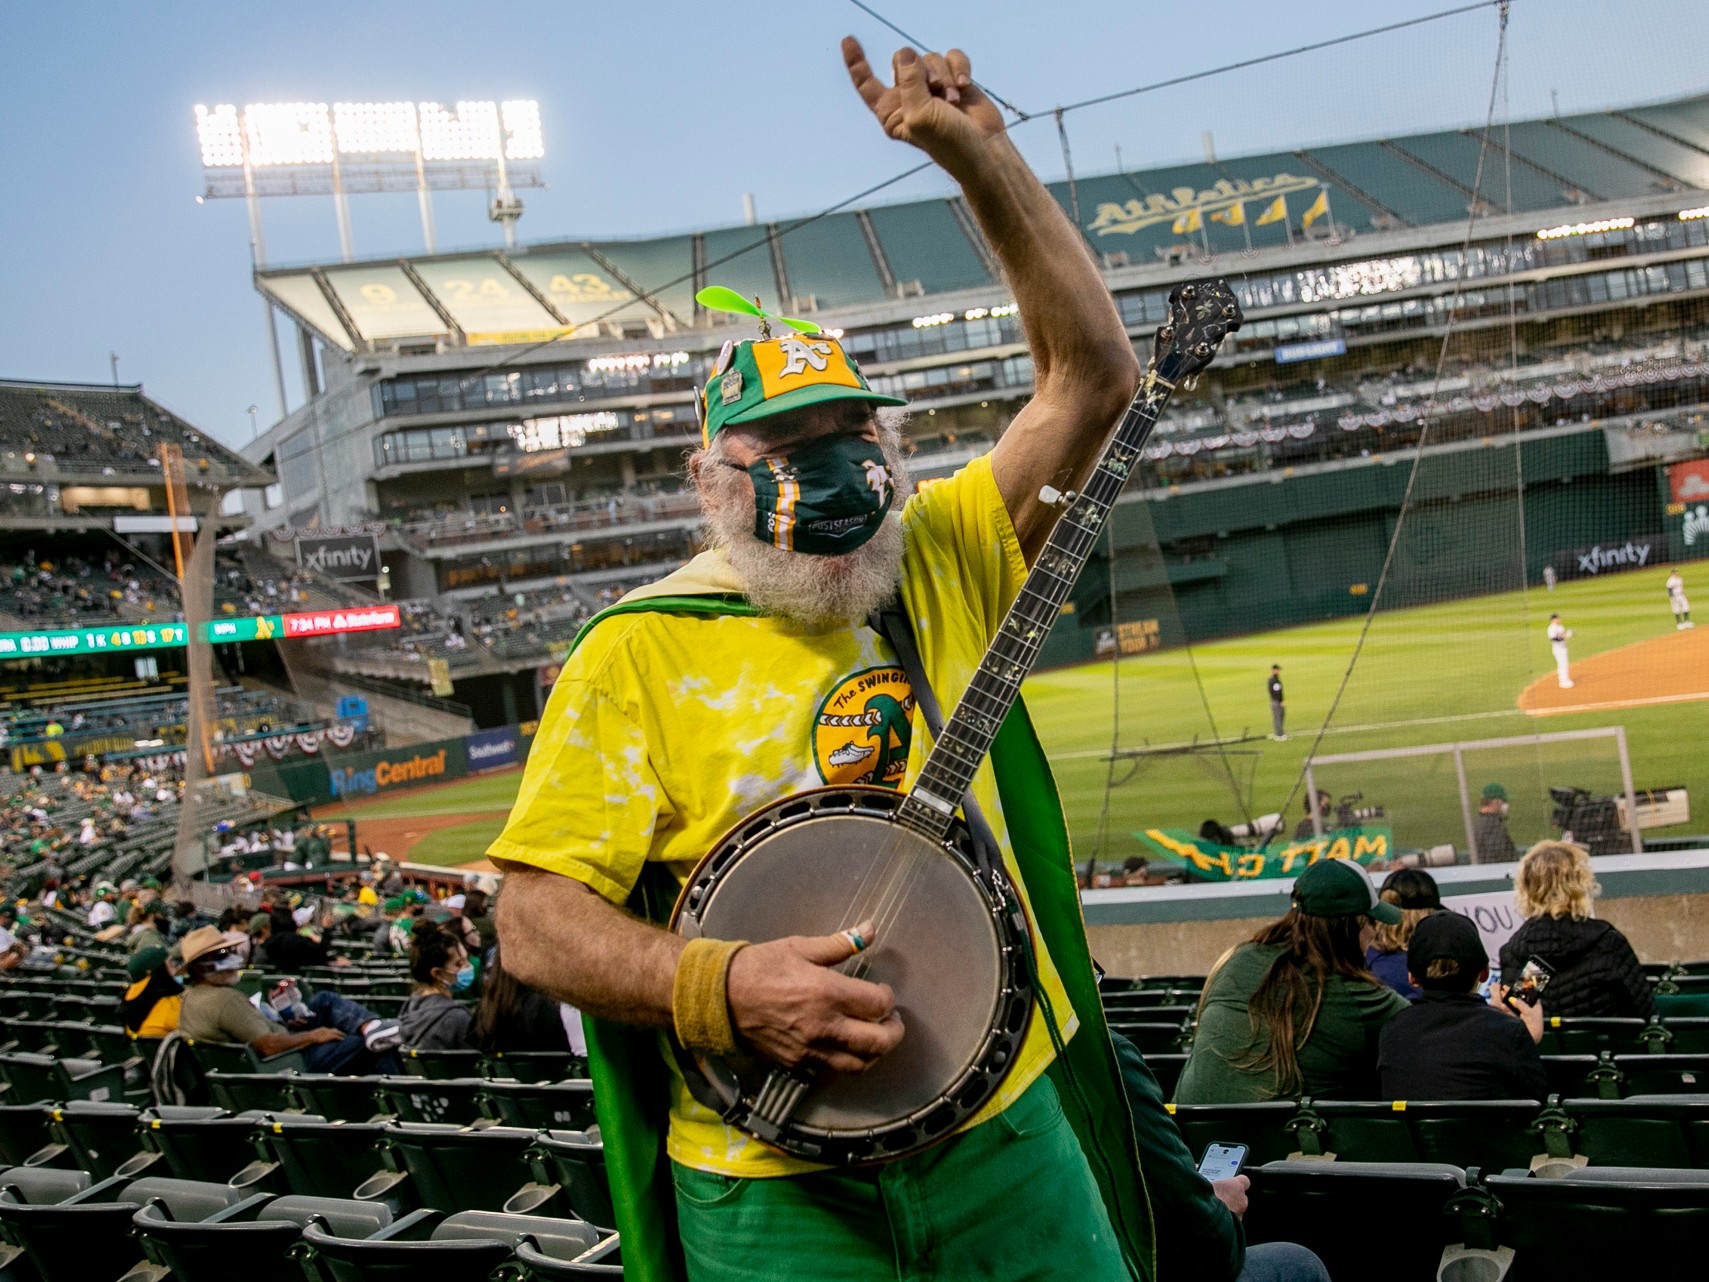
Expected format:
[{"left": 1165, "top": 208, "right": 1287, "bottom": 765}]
[
  {"left": 1084, "top": 851, "right": 1709, "bottom": 976},
  {"left": 245, "top": 725, "right": 532, "bottom": 806},
  {"left": 1041, "top": 426, "right": 1700, "bottom": 667}
]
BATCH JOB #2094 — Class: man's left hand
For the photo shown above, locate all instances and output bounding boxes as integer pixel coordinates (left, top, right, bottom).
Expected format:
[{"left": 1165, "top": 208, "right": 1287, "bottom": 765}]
[
  {"left": 843, "top": 38, "right": 1004, "bottom": 175},
  {"left": 1211, "top": 1175, "right": 1249, "bottom": 1220}
]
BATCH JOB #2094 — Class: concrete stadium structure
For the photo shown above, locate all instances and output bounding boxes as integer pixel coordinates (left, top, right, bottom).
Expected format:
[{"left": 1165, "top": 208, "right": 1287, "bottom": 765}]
[{"left": 239, "top": 92, "right": 1709, "bottom": 721}]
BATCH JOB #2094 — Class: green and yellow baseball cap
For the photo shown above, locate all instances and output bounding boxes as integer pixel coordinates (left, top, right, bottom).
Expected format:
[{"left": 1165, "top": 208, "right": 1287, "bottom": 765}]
[{"left": 698, "top": 334, "right": 906, "bottom": 445}]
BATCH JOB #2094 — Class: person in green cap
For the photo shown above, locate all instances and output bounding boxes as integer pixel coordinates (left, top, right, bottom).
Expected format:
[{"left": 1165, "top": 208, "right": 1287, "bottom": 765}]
[
  {"left": 121, "top": 944, "right": 182, "bottom": 1037},
  {"left": 492, "top": 34, "right": 1153, "bottom": 1282},
  {"left": 1175, "top": 858, "right": 1409, "bottom": 1104},
  {"left": 1474, "top": 782, "right": 1518, "bottom": 864}
]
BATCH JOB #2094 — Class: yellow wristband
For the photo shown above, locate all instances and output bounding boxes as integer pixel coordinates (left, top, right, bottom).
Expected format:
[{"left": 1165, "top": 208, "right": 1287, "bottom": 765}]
[{"left": 672, "top": 937, "right": 748, "bottom": 1055}]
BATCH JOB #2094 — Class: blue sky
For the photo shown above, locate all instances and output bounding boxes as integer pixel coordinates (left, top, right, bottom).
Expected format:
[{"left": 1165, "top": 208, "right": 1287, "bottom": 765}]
[{"left": 2, "top": 0, "right": 1705, "bottom": 446}]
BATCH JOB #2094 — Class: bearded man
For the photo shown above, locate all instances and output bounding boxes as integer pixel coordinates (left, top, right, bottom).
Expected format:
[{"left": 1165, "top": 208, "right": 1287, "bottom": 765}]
[{"left": 493, "top": 37, "right": 1152, "bottom": 1282}]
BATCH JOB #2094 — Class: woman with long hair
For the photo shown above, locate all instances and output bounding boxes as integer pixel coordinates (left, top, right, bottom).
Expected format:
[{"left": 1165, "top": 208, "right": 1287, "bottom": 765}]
[
  {"left": 1365, "top": 868, "right": 1442, "bottom": 1001},
  {"left": 398, "top": 919, "right": 475, "bottom": 1050},
  {"left": 1174, "top": 860, "right": 1410, "bottom": 1103},
  {"left": 1498, "top": 841, "right": 1654, "bottom": 1018},
  {"left": 469, "top": 941, "right": 573, "bottom": 1056}
]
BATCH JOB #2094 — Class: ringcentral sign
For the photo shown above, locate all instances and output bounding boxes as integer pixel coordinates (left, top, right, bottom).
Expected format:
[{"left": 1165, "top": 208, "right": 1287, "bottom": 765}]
[{"left": 296, "top": 533, "right": 380, "bottom": 581}]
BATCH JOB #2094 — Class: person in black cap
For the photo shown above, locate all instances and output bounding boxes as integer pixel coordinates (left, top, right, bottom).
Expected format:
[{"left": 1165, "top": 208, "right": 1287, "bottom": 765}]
[
  {"left": 1175, "top": 858, "right": 1408, "bottom": 1103},
  {"left": 1376, "top": 910, "right": 1547, "bottom": 1101}
]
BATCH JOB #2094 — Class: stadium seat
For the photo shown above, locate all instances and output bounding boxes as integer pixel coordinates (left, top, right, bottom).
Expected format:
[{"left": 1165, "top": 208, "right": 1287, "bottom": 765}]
[
  {"left": 251, "top": 1117, "right": 404, "bottom": 1208},
  {"left": 1610, "top": 1054, "right": 1709, "bottom": 1096},
  {"left": 140, "top": 1106, "right": 280, "bottom": 1186},
  {"left": 1539, "top": 1054, "right": 1603, "bottom": 1099},
  {"left": 0, "top": 1051, "right": 125, "bottom": 1104},
  {"left": 1403, "top": 1101, "right": 1553, "bottom": 1174},
  {"left": 1166, "top": 1102, "right": 1301, "bottom": 1167},
  {"left": 478, "top": 1079, "right": 597, "bottom": 1132},
  {"left": 1142, "top": 1054, "right": 1189, "bottom": 1101},
  {"left": 483, "top": 1050, "right": 587, "bottom": 1083},
  {"left": 1557, "top": 1097, "right": 1709, "bottom": 1169},
  {"left": 297, "top": 1207, "right": 600, "bottom": 1282},
  {"left": 371, "top": 1076, "right": 487, "bottom": 1126},
  {"left": 1107, "top": 1022, "right": 1191, "bottom": 1056},
  {"left": 133, "top": 1193, "right": 393, "bottom": 1282},
  {"left": 1648, "top": 1017, "right": 1709, "bottom": 1055},
  {"left": 521, "top": 1131, "right": 615, "bottom": 1229},
  {"left": 286, "top": 1073, "right": 386, "bottom": 1123},
  {"left": 372, "top": 1122, "right": 538, "bottom": 1214},
  {"left": 1536, "top": 1017, "right": 1648, "bottom": 1057},
  {"left": 399, "top": 1048, "right": 484, "bottom": 1080},
  {"left": 1286, "top": 1100, "right": 1420, "bottom": 1163},
  {"left": 0, "top": 1174, "right": 247, "bottom": 1282},
  {"left": 41, "top": 1100, "right": 157, "bottom": 1181},
  {"left": 206, "top": 1068, "right": 298, "bottom": 1114},
  {"left": 513, "top": 1230, "right": 624, "bottom": 1279},
  {"left": 187, "top": 1039, "right": 309, "bottom": 1076},
  {"left": 1245, "top": 1160, "right": 1466, "bottom": 1282},
  {"left": 1478, "top": 1167, "right": 1709, "bottom": 1280},
  {"left": 0, "top": 1103, "right": 54, "bottom": 1167}
]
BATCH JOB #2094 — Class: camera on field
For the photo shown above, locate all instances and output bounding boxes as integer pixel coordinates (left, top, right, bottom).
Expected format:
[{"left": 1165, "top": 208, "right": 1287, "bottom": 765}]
[{"left": 1549, "top": 785, "right": 1625, "bottom": 856}]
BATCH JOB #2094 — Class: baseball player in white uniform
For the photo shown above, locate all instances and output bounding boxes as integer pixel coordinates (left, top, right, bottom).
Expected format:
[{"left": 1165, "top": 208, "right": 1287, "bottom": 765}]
[
  {"left": 1547, "top": 613, "right": 1573, "bottom": 688},
  {"left": 1667, "top": 570, "right": 1693, "bottom": 630}
]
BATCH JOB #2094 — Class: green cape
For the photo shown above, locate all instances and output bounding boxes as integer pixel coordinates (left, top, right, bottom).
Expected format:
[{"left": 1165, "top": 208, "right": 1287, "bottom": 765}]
[{"left": 563, "top": 593, "right": 1154, "bottom": 1282}]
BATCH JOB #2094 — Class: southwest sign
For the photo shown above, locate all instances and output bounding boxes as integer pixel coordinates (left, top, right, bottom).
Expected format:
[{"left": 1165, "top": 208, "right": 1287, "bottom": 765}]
[{"left": 1135, "top": 825, "right": 1392, "bottom": 882}]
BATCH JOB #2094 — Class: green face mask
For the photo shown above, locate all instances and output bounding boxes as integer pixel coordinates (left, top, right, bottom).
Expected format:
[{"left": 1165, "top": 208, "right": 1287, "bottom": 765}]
[{"left": 740, "top": 434, "right": 895, "bottom": 556}]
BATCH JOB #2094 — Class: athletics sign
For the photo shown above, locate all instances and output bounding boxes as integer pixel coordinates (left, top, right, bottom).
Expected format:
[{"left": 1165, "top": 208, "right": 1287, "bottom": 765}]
[{"left": 1135, "top": 825, "right": 1392, "bottom": 882}]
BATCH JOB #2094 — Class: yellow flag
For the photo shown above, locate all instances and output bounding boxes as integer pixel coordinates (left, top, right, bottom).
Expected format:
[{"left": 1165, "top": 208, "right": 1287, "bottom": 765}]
[
  {"left": 1254, "top": 194, "right": 1288, "bottom": 226},
  {"left": 1302, "top": 188, "right": 1330, "bottom": 229},
  {"left": 1210, "top": 202, "right": 1245, "bottom": 226},
  {"left": 1171, "top": 207, "right": 1203, "bottom": 234}
]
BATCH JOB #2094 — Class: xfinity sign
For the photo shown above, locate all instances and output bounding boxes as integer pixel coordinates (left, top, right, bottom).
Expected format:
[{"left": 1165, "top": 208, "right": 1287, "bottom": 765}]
[{"left": 296, "top": 534, "right": 380, "bottom": 581}]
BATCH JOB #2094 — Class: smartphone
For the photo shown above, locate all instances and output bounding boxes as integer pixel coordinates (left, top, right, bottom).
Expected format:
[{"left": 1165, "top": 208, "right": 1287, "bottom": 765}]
[
  {"left": 1197, "top": 1142, "right": 1248, "bottom": 1183},
  {"left": 1511, "top": 955, "right": 1554, "bottom": 1007}
]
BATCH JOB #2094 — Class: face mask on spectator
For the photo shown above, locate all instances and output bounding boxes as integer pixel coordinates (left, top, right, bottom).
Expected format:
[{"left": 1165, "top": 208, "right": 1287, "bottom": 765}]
[
  {"left": 451, "top": 963, "right": 475, "bottom": 993},
  {"left": 210, "top": 953, "right": 243, "bottom": 973}
]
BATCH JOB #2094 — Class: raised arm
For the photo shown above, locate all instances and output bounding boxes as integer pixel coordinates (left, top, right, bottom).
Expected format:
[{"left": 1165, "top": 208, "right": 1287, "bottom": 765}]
[{"left": 844, "top": 37, "right": 1141, "bottom": 561}]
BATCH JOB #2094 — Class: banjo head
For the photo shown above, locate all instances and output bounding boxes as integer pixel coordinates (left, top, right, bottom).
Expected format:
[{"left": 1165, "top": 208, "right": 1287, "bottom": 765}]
[{"left": 671, "top": 786, "right": 1032, "bottom": 1165}]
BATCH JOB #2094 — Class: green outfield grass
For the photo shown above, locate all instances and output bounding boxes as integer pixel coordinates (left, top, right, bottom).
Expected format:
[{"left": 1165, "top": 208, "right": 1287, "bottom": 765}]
[{"left": 332, "top": 562, "right": 1707, "bottom": 867}]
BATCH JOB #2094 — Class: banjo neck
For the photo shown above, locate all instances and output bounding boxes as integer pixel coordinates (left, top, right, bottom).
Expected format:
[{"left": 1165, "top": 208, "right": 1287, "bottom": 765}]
[{"left": 894, "top": 279, "right": 1243, "bottom": 841}]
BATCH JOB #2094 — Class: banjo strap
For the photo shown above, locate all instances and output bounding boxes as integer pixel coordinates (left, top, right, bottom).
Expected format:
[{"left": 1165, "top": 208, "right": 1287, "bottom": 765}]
[{"left": 870, "top": 599, "right": 1006, "bottom": 885}]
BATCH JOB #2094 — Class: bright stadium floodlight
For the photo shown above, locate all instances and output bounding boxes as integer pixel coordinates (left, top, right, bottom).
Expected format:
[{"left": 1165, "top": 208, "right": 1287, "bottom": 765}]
[
  {"left": 1535, "top": 216, "right": 1636, "bottom": 240},
  {"left": 1680, "top": 205, "right": 1709, "bottom": 222}
]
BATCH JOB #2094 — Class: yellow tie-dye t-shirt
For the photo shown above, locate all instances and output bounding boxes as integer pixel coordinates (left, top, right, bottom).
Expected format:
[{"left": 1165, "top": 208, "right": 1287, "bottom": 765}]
[{"left": 487, "top": 453, "right": 1077, "bottom": 1177}]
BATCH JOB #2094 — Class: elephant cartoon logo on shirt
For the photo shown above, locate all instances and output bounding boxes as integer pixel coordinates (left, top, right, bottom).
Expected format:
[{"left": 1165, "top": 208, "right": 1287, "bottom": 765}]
[{"left": 812, "top": 666, "right": 914, "bottom": 787}]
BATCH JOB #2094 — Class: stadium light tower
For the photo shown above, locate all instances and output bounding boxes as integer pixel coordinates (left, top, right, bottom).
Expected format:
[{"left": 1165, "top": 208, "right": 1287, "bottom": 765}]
[{"left": 193, "top": 99, "right": 546, "bottom": 416}]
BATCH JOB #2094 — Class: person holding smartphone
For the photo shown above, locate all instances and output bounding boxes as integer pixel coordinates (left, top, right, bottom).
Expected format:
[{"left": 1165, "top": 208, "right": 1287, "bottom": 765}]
[{"left": 1376, "top": 911, "right": 1548, "bottom": 1101}]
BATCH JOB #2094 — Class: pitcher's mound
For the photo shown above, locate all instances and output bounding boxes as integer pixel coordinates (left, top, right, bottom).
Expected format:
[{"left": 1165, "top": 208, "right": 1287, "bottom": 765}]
[{"left": 1519, "top": 626, "right": 1709, "bottom": 716}]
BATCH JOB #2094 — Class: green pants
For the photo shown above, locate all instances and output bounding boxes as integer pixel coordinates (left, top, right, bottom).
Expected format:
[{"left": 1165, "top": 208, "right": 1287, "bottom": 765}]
[{"left": 672, "top": 1076, "right": 1132, "bottom": 1282}]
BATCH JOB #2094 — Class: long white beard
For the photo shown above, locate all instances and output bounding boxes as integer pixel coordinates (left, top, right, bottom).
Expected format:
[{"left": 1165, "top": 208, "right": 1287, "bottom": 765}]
[{"left": 698, "top": 422, "right": 913, "bottom": 626}]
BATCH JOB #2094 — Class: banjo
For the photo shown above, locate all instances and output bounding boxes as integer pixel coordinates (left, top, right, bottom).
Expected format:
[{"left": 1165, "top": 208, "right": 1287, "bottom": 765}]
[{"left": 669, "top": 280, "right": 1242, "bottom": 1165}]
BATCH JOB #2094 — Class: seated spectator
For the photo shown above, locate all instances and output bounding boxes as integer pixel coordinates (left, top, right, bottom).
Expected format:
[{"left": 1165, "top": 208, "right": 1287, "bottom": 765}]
[
  {"left": 122, "top": 945, "right": 182, "bottom": 1038},
  {"left": 1292, "top": 790, "right": 1333, "bottom": 841},
  {"left": 128, "top": 904, "right": 173, "bottom": 957},
  {"left": 399, "top": 921, "right": 474, "bottom": 1050},
  {"left": 1175, "top": 860, "right": 1408, "bottom": 1103},
  {"left": 1114, "top": 1032, "right": 1329, "bottom": 1282},
  {"left": 259, "top": 908, "right": 339, "bottom": 971},
  {"left": 1365, "top": 868, "right": 1442, "bottom": 1001},
  {"left": 1500, "top": 841, "right": 1655, "bottom": 1018},
  {"left": 471, "top": 942, "right": 576, "bottom": 1056},
  {"left": 0, "top": 908, "right": 26, "bottom": 972},
  {"left": 176, "top": 926, "right": 401, "bottom": 1072},
  {"left": 462, "top": 887, "right": 497, "bottom": 956},
  {"left": 440, "top": 893, "right": 481, "bottom": 954},
  {"left": 1377, "top": 911, "right": 1546, "bottom": 1101},
  {"left": 170, "top": 900, "right": 211, "bottom": 940},
  {"left": 86, "top": 882, "right": 118, "bottom": 928}
]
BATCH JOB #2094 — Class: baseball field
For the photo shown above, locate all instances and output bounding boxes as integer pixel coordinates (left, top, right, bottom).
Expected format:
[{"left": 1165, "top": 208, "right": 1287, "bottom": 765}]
[{"left": 323, "top": 561, "right": 1709, "bottom": 869}]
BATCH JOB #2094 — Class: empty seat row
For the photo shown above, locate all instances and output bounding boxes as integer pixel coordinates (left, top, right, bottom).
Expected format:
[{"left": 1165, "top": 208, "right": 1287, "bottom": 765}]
[
  {"left": 0, "top": 1163, "right": 618, "bottom": 1282},
  {"left": 1169, "top": 1094, "right": 1709, "bottom": 1172},
  {"left": 203, "top": 1071, "right": 598, "bottom": 1130},
  {"left": 1244, "top": 1160, "right": 1709, "bottom": 1282}
]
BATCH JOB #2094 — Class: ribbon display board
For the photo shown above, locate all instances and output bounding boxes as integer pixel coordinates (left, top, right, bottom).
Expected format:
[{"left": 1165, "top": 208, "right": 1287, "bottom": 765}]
[{"left": 1135, "top": 825, "right": 1393, "bottom": 881}]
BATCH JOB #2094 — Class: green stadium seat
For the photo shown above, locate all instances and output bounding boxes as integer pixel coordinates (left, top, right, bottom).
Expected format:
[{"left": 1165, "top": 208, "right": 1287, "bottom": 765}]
[
  {"left": 285, "top": 1073, "right": 386, "bottom": 1123},
  {"left": 0, "top": 1174, "right": 247, "bottom": 1282},
  {"left": 206, "top": 1068, "right": 298, "bottom": 1114},
  {"left": 0, "top": 1103, "right": 53, "bottom": 1167},
  {"left": 1553, "top": 1098, "right": 1708, "bottom": 1169},
  {"left": 251, "top": 1116, "right": 405, "bottom": 1209},
  {"left": 512, "top": 1230, "right": 623, "bottom": 1279},
  {"left": 1480, "top": 1167, "right": 1709, "bottom": 1281},
  {"left": 1649, "top": 1017, "right": 1709, "bottom": 1055},
  {"left": 297, "top": 1207, "right": 600, "bottom": 1282},
  {"left": 1167, "top": 1102, "right": 1301, "bottom": 1168},
  {"left": 1539, "top": 1054, "right": 1603, "bottom": 1099},
  {"left": 1536, "top": 1018, "right": 1648, "bottom": 1057},
  {"left": 186, "top": 1038, "right": 309, "bottom": 1076},
  {"left": 1246, "top": 1160, "right": 1466, "bottom": 1282},
  {"left": 477, "top": 1080, "right": 596, "bottom": 1132},
  {"left": 42, "top": 1100, "right": 157, "bottom": 1181},
  {"left": 372, "top": 1123, "right": 538, "bottom": 1215},
  {"left": 1107, "top": 1021, "right": 1191, "bottom": 1056},
  {"left": 371, "top": 1077, "right": 486, "bottom": 1127},
  {"left": 399, "top": 1048, "right": 484, "bottom": 1080},
  {"left": 1144, "top": 1055, "right": 1188, "bottom": 1101},
  {"left": 1286, "top": 1100, "right": 1420, "bottom": 1163},
  {"left": 0, "top": 1052, "right": 125, "bottom": 1104},
  {"left": 1624, "top": 1095, "right": 1709, "bottom": 1167},
  {"left": 483, "top": 1050, "right": 587, "bottom": 1083},
  {"left": 521, "top": 1131, "right": 615, "bottom": 1230},
  {"left": 140, "top": 1107, "right": 279, "bottom": 1187},
  {"left": 133, "top": 1192, "right": 392, "bottom": 1282},
  {"left": 1403, "top": 1100, "right": 1551, "bottom": 1174},
  {"left": 1611, "top": 1055, "right": 1709, "bottom": 1096}
]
